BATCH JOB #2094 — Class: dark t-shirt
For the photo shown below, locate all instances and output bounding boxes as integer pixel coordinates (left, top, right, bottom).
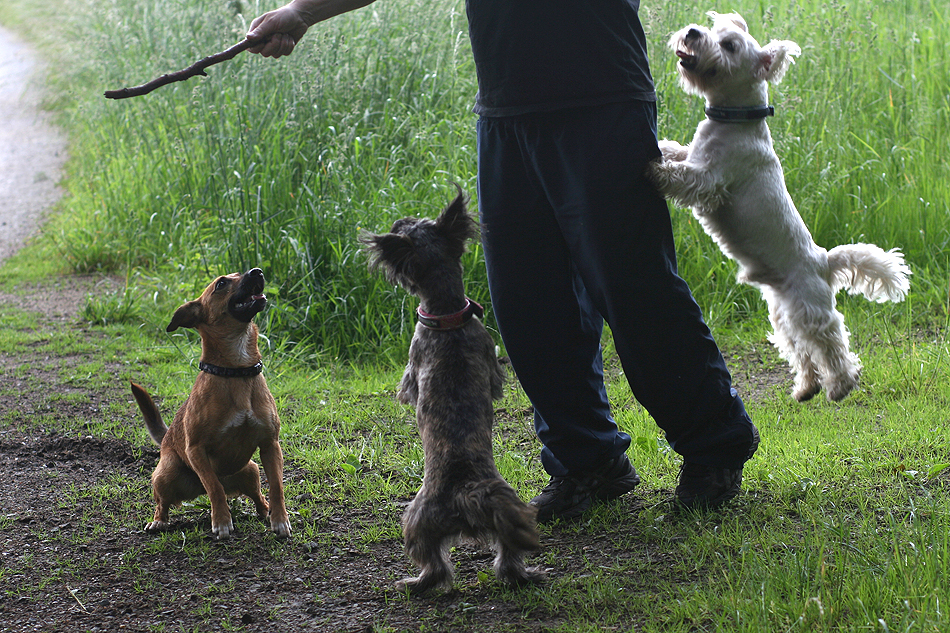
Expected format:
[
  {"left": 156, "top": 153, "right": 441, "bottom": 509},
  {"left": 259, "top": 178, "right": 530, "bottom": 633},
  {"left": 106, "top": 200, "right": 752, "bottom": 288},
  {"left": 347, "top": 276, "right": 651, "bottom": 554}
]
[{"left": 465, "top": 0, "right": 656, "bottom": 117}]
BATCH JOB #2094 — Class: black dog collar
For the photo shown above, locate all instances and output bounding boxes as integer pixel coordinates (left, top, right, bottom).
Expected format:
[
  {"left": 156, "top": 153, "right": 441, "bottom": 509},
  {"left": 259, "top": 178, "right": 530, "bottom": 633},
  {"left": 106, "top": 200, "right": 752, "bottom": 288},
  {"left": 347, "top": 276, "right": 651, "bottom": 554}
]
[
  {"left": 417, "top": 298, "right": 484, "bottom": 331},
  {"left": 705, "top": 105, "right": 774, "bottom": 123},
  {"left": 198, "top": 360, "right": 264, "bottom": 378}
]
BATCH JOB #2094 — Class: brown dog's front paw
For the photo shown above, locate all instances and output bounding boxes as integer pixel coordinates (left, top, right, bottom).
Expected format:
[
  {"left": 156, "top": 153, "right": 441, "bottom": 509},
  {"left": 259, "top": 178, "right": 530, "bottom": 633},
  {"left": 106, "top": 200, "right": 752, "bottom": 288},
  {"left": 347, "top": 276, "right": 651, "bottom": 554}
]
[
  {"left": 145, "top": 520, "right": 169, "bottom": 533},
  {"left": 270, "top": 518, "right": 292, "bottom": 539},
  {"left": 211, "top": 520, "right": 234, "bottom": 540}
]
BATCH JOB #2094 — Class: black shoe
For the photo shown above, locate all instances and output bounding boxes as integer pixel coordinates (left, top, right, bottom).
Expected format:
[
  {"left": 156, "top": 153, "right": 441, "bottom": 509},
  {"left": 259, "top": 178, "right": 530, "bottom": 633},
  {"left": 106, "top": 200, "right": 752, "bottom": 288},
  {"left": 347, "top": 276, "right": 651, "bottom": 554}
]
[
  {"left": 674, "top": 463, "right": 743, "bottom": 511},
  {"left": 674, "top": 424, "right": 760, "bottom": 511},
  {"left": 530, "top": 454, "right": 641, "bottom": 523}
]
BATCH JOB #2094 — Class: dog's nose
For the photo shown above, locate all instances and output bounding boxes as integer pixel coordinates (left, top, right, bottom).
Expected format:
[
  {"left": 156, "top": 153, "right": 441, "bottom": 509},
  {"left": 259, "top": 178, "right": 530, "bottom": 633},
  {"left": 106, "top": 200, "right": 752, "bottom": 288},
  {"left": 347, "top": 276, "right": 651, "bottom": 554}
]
[
  {"left": 685, "top": 27, "right": 701, "bottom": 42},
  {"left": 246, "top": 268, "right": 264, "bottom": 281}
]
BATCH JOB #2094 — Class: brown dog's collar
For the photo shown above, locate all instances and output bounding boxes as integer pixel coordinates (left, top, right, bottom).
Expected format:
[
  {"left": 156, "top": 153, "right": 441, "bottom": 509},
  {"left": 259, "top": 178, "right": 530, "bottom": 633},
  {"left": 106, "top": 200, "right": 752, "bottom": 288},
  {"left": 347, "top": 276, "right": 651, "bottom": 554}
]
[
  {"left": 198, "top": 360, "right": 264, "bottom": 378},
  {"left": 417, "top": 299, "right": 484, "bottom": 331}
]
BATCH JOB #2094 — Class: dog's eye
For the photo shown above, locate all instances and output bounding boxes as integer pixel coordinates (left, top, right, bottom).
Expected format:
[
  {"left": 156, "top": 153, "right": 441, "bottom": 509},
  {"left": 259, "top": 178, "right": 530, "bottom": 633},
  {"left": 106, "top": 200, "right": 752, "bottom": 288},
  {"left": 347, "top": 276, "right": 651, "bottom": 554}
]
[
  {"left": 721, "top": 40, "right": 737, "bottom": 53},
  {"left": 214, "top": 278, "right": 228, "bottom": 291}
]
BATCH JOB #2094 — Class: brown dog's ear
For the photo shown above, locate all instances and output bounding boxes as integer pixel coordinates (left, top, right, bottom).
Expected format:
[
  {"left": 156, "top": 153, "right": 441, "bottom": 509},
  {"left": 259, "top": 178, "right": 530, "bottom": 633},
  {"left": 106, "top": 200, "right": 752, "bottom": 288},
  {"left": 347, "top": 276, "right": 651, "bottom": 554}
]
[
  {"left": 166, "top": 300, "right": 204, "bottom": 332},
  {"left": 435, "top": 185, "right": 478, "bottom": 251}
]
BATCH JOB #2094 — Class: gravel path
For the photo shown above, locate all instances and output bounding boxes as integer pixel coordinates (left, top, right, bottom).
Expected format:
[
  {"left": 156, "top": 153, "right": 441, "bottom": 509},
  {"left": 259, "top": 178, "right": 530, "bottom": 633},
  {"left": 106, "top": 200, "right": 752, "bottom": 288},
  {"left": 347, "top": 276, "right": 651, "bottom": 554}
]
[{"left": 0, "top": 24, "right": 67, "bottom": 265}]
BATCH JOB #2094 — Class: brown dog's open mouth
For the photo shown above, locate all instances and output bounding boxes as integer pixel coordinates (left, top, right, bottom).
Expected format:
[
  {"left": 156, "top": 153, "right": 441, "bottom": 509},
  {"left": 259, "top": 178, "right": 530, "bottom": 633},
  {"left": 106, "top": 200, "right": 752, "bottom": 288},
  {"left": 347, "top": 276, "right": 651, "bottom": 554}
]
[
  {"left": 229, "top": 268, "right": 268, "bottom": 322},
  {"left": 229, "top": 293, "right": 266, "bottom": 321}
]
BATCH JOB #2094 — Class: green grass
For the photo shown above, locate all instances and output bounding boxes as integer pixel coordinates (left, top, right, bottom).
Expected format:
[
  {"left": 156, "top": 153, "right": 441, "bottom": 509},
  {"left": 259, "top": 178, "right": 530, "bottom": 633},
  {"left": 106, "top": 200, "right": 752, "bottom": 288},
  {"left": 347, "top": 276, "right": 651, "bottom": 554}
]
[{"left": 2, "top": 0, "right": 950, "bottom": 630}]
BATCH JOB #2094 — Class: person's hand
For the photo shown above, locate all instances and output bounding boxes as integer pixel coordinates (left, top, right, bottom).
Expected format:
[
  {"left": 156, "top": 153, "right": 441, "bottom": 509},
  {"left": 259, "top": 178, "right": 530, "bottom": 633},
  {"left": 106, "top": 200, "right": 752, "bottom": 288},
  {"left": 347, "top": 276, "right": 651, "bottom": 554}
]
[{"left": 246, "top": 6, "right": 310, "bottom": 58}]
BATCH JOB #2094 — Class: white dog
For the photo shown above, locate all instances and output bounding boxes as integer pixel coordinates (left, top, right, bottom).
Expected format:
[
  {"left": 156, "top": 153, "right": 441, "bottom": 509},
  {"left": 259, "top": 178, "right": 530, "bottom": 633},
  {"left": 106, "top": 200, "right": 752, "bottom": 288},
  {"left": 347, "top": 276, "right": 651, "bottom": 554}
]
[{"left": 649, "top": 12, "right": 911, "bottom": 402}]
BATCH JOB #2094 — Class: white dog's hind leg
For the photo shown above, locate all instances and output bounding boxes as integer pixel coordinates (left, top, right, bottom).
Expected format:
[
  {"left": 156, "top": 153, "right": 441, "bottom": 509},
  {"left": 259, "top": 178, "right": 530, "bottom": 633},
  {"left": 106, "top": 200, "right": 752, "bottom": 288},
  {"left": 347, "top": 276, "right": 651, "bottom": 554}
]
[
  {"left": 775, "top": 279, "right": 861, "bottom": 401},
  {"left": 766, "top": 294, "right": 821, "bottom": 401},
  {"left": 807, "top": 309, "right": 861, "bottom": 402},
  {"left": 768, "top": 329, "right": 822, "bottom": 402}
]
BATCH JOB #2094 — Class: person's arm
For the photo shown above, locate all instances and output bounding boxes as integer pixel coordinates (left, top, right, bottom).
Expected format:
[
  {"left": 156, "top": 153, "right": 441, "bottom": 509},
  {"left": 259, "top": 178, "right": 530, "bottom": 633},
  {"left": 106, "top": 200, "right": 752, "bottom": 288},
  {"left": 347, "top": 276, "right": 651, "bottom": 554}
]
[{"left": 247, "top": 0, "right": 378, "bottom": 58}]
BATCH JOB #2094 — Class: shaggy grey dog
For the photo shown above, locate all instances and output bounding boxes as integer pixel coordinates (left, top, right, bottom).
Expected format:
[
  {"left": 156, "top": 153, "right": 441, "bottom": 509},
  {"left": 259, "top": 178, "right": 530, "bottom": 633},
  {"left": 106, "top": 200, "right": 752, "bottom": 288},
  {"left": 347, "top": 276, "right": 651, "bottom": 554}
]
[{"left": 361, "top": 187, "right": 544, "bottom": 594}]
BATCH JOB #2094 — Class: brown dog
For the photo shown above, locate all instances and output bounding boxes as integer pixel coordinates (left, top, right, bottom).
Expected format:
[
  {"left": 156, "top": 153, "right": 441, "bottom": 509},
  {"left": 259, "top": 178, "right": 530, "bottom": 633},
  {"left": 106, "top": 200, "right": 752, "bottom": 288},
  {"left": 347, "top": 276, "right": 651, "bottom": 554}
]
[{"left": 130, "top": 268, "right": 290, "bottom": 539}]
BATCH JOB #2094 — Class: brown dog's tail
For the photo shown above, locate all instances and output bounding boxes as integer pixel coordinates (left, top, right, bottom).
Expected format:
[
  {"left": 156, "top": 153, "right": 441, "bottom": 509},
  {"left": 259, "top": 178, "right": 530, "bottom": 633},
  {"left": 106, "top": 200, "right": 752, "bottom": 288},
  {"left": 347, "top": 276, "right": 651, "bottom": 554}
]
[{"left": 130, "top": 382, "right": 168, "bottom": 445}]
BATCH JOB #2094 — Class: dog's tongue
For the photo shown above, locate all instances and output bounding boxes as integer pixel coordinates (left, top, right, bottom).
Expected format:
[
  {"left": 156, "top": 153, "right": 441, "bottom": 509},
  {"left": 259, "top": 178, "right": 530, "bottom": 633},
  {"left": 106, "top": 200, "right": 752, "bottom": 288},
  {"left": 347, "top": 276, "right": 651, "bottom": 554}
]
[
  {"left": 676, "top": 49, "right": 697, "bottom": 67},
  {"left": 252, "top": 294, "right": 265, "bottom": 302}
]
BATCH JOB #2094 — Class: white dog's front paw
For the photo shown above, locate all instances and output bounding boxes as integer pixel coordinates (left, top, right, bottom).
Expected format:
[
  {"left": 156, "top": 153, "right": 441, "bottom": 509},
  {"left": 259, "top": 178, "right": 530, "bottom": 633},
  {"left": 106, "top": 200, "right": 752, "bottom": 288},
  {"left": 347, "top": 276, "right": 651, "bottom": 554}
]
[
  {"left": 658, "top": 139, "right": 688, "bottom": 161},
  {"left": 646, "top": 158, "right": 675, "bottom": 193}
]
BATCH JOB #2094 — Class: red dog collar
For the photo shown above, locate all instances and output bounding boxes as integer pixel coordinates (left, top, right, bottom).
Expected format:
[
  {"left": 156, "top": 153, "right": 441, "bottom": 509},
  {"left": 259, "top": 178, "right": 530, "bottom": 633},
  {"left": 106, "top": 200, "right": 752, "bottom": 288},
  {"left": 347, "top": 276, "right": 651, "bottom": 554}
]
[{"left": 417, "top": 298, "right": 484, "bottom": 331}]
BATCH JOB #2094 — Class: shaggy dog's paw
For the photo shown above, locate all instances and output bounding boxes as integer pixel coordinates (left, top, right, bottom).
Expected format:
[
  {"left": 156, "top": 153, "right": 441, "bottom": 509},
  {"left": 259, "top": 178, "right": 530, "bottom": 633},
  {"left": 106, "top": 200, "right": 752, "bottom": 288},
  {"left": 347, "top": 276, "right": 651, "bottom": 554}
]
[{"left": 497, "top": 565, "right": 547, "bottom": 587}]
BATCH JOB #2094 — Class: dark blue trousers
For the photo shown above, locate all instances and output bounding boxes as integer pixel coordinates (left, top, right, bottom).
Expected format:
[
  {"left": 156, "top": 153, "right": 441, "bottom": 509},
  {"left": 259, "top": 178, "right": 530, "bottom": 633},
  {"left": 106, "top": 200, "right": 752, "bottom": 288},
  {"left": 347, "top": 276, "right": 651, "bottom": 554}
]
[{"left": 476, "top": 100, "right": 757, "bottom": 477}]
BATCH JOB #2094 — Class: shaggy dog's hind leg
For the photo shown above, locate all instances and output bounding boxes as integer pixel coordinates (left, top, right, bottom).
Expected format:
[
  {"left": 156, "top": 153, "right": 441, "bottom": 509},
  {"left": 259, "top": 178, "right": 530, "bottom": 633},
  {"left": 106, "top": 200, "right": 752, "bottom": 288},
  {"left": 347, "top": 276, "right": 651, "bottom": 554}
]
[
  {"left": 770, "top": 283, "right": 860, "bottom": 402},
  {"left": 493, "top": 544, "right": 546, "bottom": 586},
  {"left": 769, "top": 323, "right": 822, "bottom": 402},
  {"left": 396, "top": 494, "right": 455, "bottom": 594}
]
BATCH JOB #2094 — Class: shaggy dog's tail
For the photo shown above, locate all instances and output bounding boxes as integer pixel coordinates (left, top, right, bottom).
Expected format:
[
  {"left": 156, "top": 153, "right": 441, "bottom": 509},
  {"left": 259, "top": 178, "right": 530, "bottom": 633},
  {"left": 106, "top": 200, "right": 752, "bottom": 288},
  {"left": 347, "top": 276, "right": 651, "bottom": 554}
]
[
  {"left": 130, "top": 382, "right": 168, "bottom": 445},
  {"left": 460, "top": 478, "right": 544, "bottom": 586},
  {"left": 827, "top": 244, "right": 911, "bottom": 303},
  {"left": 461, "top": 478, "right": 540, "bottom": 554}
]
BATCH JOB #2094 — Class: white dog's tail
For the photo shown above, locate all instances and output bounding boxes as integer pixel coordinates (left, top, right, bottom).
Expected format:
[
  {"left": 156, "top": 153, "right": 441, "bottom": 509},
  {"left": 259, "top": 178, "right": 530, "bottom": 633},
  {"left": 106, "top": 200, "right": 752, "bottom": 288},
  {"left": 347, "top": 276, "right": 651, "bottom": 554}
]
[{"left": 827, "top": 243, "right": 911, "bottom": 303}]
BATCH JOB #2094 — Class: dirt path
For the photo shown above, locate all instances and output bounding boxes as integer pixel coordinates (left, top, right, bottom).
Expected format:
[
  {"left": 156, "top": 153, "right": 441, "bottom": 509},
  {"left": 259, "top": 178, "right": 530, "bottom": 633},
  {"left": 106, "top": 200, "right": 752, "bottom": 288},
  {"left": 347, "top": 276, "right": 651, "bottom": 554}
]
[
  {"left": 0, "top": 24, "right": 67, "bottom": 265},
  {"left": 0, "top": 24, "right": 113, "bottom": 319}
]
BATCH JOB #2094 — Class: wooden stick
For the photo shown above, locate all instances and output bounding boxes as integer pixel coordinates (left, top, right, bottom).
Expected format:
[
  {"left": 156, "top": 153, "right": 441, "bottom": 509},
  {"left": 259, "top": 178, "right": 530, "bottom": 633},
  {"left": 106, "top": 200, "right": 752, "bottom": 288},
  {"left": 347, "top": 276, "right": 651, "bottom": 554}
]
[{"left": 104, "top": 36, "right": 268, "bottom": 100}]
